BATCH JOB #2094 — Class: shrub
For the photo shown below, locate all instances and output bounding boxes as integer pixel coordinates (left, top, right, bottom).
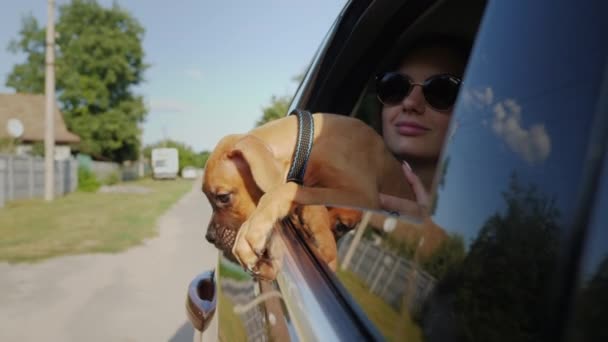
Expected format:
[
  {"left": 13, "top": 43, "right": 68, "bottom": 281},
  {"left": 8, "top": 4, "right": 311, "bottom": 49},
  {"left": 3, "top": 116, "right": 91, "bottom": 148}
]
[
  {"left": 78, "top": 166, "right": 101, "bottom": 192},
  {"left": 104, "top": 172, "right": 120, "bottom": 185}
]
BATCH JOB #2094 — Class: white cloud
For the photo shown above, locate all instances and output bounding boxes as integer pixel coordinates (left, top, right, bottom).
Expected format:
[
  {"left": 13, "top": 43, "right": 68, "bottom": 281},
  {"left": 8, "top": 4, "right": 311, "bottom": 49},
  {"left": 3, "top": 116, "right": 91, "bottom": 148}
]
[
  {"left": 184, "top": 68, "right": 203, "bottom": 81},
  {"left": 492, "top": 100, "right": 551, "bottom": 164},
  {"left": 462, "top": 85, "right": 551, "bottom": 163},
  {"left": 148, "top": 99, "right": 198, "bottom": 113},
  {"left": 462, "top": 86, "right": 493, "bottom": 109}
]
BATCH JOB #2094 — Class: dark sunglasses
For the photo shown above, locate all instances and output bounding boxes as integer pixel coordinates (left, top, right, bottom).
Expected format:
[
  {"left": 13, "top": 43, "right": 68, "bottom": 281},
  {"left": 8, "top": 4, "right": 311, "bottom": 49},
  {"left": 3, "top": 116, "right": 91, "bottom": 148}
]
[{"left": 375, "top": 72, "right": 462, "bottom": 111}]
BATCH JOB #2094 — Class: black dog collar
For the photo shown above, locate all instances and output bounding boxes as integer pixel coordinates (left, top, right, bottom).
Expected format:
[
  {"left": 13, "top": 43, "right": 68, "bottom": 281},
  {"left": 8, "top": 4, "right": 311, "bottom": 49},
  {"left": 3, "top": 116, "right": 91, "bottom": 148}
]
[{"left": 286, "top": 109, "right": 314, "bottom": 185}]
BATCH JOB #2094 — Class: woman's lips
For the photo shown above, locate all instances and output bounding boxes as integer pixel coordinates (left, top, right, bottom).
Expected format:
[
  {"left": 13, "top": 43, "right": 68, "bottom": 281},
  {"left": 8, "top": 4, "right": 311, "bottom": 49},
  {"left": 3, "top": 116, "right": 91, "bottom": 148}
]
[{"left": 395, "top": 122, "right": 430, "bottom": 136}]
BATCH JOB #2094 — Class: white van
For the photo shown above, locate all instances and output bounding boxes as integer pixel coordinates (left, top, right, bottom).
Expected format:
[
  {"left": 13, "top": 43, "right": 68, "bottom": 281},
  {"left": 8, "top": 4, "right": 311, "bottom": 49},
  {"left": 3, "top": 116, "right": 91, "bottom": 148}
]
[{"left": 151, "top": 148, "right": 179, "bottom": 179}]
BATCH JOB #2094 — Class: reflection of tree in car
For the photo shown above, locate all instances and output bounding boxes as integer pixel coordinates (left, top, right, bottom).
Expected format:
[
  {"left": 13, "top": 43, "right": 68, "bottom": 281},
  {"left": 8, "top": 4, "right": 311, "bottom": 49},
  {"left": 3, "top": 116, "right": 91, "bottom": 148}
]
[
  {"left": 571, "top": 255, "right": 608, "bottom": 341},
  {"left": 369, "top": 216, "right": 465, "bottom": 280},
  {"left": 420, "top": 174, "right": 560, "bottom": 342},
  {"left": 420, "top": 233, "right": 465, "bottom": 279}
]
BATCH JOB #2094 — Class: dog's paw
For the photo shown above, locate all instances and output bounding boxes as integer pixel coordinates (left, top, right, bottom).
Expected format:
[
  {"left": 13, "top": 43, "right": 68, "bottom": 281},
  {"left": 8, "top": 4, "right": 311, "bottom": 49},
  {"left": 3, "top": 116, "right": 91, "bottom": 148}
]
[
  {"left": 250, "top": 257, "right": 279, "bottom": 280},
  {"left": 233, "top": 223, "right": 285, "bottom": 280},
  {"left": 232, "top": 213, "right": 276, "bottom": 272}
]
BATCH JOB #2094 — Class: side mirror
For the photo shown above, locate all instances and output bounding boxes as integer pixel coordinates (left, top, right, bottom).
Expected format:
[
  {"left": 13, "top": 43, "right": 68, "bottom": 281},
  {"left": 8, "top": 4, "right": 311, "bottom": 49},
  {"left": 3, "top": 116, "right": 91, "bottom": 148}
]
[{"left": 186, "top": 270, "right": 217, "bottom": 332}]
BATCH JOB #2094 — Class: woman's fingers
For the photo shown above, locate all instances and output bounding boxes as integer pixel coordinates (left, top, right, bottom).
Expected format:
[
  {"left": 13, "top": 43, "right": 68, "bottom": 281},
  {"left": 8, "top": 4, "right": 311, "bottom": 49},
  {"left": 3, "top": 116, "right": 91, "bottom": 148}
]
[
  {"left": 378, "top": 193, "right": 425, "bottom": 217},
  {"left": 378, "top": 161, "right": 432, "bottom": 217},
  {"left": 402, "top": 161, "right": 430, "bottom": 208}
]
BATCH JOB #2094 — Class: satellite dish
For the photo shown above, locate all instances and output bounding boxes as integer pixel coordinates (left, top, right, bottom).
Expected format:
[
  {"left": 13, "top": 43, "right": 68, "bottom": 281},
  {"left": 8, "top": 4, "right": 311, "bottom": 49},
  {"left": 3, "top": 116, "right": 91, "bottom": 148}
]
[{"left": 6, "top": 118, "right": 24, "bottom": 138}]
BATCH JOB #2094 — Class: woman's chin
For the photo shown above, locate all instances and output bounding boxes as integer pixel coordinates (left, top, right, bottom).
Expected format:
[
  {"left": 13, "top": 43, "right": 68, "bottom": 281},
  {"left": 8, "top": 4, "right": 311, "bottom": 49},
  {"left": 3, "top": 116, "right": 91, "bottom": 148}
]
[{"left": 395, "top": 146, "right": 438, "bottom": 161}]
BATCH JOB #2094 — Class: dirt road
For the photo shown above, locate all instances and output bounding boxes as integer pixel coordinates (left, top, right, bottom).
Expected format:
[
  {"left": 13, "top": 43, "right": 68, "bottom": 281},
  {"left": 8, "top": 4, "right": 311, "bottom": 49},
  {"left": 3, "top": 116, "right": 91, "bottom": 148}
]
[{"left": 0, "top": 180, "right": 218, "bottom": 342}]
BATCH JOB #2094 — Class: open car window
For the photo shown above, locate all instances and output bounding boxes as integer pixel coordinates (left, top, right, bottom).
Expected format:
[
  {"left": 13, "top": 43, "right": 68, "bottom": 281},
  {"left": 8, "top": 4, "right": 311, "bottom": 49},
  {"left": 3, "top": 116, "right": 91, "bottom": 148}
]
[
  {"left": 200, "top": 0, "right": 608, "bottom": 341},
  {"left": 283, "top": 0, "right": 488, "bottom": 340}
]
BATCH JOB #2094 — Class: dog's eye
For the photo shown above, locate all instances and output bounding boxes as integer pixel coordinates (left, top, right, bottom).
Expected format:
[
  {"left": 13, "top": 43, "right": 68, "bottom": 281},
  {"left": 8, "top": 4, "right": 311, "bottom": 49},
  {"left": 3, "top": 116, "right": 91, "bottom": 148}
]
[{"left": 216, "top": 193, "right": 231, "bottom": 204}]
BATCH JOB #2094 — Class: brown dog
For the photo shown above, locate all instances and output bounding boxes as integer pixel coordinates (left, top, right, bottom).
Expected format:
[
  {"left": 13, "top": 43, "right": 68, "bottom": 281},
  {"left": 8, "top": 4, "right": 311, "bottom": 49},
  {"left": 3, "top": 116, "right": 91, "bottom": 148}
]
[{"left": 202, "top": 113, "right": 414, "bottom": 279}]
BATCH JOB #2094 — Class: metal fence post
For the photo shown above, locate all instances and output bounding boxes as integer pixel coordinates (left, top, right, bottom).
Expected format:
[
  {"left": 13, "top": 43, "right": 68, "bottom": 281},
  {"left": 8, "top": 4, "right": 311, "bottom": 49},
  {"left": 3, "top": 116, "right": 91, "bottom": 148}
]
[
  {"left": 353, "top": 240, "right": 370, "bottom": 275},
  {"left": 73, "top": 158, "right": 78, "bottom": 191},
  {"left": 380, "top": 257, "right": 402, "bottom": 299},
  {"left": 369, "top": 253, "right": 388, "bottom": 294},
  {"left": 0, "top": 156, "right": 6, "bottom": 208},
  {"left": 29, "top": 156, "right": 35, "bottom": 197},
  {"left": 340, "top": 211, "right": 372, "bottom": 271},
  {"left": 60, "top": 160, "right": 64, "bottom": 195},
  {"left": 7, "top": 155, "right": 14, "bottom": 201},
  {"left": 366, "top": 246, "right": 384, "bottom": 286}
]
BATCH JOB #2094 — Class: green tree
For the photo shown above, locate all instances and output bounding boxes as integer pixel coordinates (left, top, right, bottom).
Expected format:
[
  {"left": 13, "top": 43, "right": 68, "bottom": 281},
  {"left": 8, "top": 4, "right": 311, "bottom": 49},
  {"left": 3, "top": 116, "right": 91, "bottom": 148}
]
[
  {"left": 255, "top": 94, "right": 291, "bottom": 127},
  {"left": 254, "top": 70, "right": 305, "bottom": 127},
  {"left": 6, "top": 0, "right": 148, "bottom": 162},
  {"left": 421, "top": 232, "right": 465, "bottom": 279}
]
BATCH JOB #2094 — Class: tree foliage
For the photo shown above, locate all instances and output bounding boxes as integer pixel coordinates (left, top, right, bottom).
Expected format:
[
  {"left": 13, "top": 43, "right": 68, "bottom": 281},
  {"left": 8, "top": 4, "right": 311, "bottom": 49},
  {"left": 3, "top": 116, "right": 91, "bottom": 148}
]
[
  {"left": 143, "top": 140, "right": 210, "bottom": 172},
  {"left": 421, "top": 174, "right": 561, "bottom": 342},
  {"left": 6, "top": 0, "right": 148, "bottom": 162},
  {"left": 255, "top": 94, "right": 291, "bottom": 127},
  {"left": 572, "top": 255, "right": 608, "bottom": 341},
  {"left": 254, "top": 70, "right": 304, "bottom": 127},
  {"left": 421, "top": 233, "right": 465, "bottom": 279}
]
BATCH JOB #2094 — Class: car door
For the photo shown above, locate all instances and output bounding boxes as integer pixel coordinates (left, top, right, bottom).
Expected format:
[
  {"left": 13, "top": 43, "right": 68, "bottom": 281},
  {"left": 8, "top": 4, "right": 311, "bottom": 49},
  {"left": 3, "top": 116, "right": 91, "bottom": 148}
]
[
  {"left": 194, "top": 0, "right": 485, "bottom": 341},
  {"left": 285, "top": 0, "right": 608, "bottom": 341},
  {"left": 190, "top": 1, "right": 608, "bottom": 341}
]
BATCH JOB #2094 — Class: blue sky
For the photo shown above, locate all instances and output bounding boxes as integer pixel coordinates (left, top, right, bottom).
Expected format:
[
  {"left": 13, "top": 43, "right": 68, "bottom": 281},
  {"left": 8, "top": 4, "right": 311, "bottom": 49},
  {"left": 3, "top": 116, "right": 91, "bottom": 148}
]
[{"left": 0, "top": 0, "right": 347, "bottom": 152}]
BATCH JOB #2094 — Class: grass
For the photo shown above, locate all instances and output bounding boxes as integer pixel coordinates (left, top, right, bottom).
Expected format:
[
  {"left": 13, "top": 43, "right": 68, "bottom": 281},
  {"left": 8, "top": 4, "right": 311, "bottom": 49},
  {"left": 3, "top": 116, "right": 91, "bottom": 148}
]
[
  {"left": 337, "top": 269, "right": 423, "bottom": 342},
  {"left": 218, "top": 256, "right": 250, "bottom": 281},
  {"left": 0, "top": 178, "right": 193, "bottom": 263},
  {"left": 217, "top": 288, "right": 248, "bottom": 342}
]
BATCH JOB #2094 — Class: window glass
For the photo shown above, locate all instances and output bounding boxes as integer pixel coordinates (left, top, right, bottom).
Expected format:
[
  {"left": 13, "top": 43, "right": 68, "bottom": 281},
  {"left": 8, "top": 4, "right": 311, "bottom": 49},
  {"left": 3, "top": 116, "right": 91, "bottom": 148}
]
[
  {"left": 428, "top": 2, "right": 608, "bottom": 340},
  {"left": 330, "top": 2, "right": 608, "bottom": 341},
  {"left": 335, "top": 209, "right": 441, "bottom": 341}
]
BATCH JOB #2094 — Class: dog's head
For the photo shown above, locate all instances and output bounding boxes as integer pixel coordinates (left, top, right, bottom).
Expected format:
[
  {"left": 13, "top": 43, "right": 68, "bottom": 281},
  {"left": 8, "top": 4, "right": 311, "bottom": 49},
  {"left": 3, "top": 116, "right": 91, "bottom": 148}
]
[{"left": 202, "top": 134, "right": 283, "bottom": 257}]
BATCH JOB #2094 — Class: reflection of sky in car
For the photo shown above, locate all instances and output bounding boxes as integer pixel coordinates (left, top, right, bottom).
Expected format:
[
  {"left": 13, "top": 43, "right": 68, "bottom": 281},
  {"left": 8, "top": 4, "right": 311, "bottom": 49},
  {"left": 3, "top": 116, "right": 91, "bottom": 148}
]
[
  {"left": 436, "top": 84, "right": 594, "bottom": 243},
  {"left": 431, "top": 1, "right": 607, "bottom": 251}
]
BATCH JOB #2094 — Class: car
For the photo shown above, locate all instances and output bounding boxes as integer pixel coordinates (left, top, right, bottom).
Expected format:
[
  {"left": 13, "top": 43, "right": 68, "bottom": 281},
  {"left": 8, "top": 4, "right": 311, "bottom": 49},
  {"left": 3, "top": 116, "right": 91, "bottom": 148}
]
[
  {"left": 151, "top": 147, "right": 179, "bottom": 179},
  {"left": 187, "top": 0, "right": 608, "bottom": 341},
  {"left": 181, "top": 166, "right": 198, "bottom": 179}
]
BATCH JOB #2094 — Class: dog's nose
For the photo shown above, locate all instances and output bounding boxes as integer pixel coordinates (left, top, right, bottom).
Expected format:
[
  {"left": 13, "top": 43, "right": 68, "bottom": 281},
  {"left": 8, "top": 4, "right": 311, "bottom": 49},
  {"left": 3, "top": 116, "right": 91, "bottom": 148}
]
[{"left": 205, "top": 228, "right": 217, "bottom": 244}]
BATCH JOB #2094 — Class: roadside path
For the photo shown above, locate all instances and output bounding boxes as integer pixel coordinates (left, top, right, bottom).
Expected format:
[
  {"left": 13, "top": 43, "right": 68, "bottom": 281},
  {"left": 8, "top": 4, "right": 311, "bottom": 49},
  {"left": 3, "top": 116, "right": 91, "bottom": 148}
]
[{"left": 0, "top": 180, "right": 218, "bottom": 342}]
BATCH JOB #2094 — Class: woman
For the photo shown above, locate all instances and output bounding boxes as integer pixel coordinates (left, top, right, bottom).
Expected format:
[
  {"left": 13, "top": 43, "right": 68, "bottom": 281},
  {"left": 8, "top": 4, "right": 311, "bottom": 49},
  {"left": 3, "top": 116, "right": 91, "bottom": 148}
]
[{"left": 377, "top": 37, "right": 469, "bottom": 213}]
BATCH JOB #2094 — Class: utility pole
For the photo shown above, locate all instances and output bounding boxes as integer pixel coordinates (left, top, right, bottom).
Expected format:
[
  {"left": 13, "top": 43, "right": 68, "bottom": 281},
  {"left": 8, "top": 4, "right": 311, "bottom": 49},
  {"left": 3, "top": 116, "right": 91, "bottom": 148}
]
[
  {"left": 44, "top": 0, "right": 56, "bottom": 201},
  {"left": 138, "top": 123, "right": 144, "bottom": 178}
]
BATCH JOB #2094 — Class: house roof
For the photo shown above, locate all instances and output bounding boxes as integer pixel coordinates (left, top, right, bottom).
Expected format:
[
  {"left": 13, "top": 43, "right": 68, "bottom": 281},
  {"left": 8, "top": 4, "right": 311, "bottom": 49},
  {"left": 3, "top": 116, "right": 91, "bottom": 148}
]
[{"left": 0, "top": 93, "right": 80, "bottom": 144}]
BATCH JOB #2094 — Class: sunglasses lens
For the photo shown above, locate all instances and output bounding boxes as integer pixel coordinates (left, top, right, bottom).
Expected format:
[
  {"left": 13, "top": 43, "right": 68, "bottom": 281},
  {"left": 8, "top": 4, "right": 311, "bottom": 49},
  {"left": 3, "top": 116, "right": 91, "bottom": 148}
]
[
  {"left": 376, "top": 73, "right": 410, "bottom": 106},
  {"left": 423, "top": 75, "right": 461, "bottom": 110}
]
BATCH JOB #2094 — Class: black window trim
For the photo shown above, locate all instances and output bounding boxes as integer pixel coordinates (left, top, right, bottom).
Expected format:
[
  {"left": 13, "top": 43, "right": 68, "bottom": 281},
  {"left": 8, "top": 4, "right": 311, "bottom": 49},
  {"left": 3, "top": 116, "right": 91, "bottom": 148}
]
[{"left": 548, "top": 60, "right": 608, "bottom": 341}]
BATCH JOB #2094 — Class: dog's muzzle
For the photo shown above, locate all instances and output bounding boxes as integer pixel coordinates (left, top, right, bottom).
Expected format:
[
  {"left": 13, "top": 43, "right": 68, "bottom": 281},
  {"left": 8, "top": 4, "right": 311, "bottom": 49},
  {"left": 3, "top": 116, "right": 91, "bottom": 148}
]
[{"left": 205, "top": 222, "right": 237, "bottom": 253}]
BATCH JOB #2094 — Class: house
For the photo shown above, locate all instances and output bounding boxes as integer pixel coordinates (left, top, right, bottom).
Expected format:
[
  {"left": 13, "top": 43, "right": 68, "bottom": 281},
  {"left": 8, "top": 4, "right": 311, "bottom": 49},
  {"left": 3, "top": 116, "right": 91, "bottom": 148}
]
[{"left": 0, "top": 93, "right": 80, "bottom": 160}]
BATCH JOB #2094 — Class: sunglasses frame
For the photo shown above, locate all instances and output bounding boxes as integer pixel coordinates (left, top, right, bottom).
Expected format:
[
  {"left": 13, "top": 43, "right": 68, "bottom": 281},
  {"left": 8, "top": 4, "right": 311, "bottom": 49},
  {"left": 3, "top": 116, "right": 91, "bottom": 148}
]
[{"left": 375, "top": 72, "right": 462, "bottom": 111}]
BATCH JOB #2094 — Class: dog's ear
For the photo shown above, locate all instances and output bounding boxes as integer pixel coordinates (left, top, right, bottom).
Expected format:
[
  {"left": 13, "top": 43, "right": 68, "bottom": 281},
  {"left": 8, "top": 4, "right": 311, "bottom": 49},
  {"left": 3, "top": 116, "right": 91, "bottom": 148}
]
[{"left": 228, "top": 135, "right": 282, "bottom": 193}]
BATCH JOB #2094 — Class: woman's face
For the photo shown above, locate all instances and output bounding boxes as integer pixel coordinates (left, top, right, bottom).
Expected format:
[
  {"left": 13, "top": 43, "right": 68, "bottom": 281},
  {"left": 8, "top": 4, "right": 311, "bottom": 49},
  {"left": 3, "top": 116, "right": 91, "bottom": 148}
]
[{"left": 381, "top": 46, "right": 464, "bottom": 162}]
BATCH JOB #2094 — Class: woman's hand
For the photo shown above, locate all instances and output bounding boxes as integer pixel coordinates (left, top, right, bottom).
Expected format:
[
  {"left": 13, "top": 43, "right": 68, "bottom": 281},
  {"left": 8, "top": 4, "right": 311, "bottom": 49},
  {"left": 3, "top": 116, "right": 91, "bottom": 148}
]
[{"left": 379, "top": 161, "right": 430, "bottom": 216}]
